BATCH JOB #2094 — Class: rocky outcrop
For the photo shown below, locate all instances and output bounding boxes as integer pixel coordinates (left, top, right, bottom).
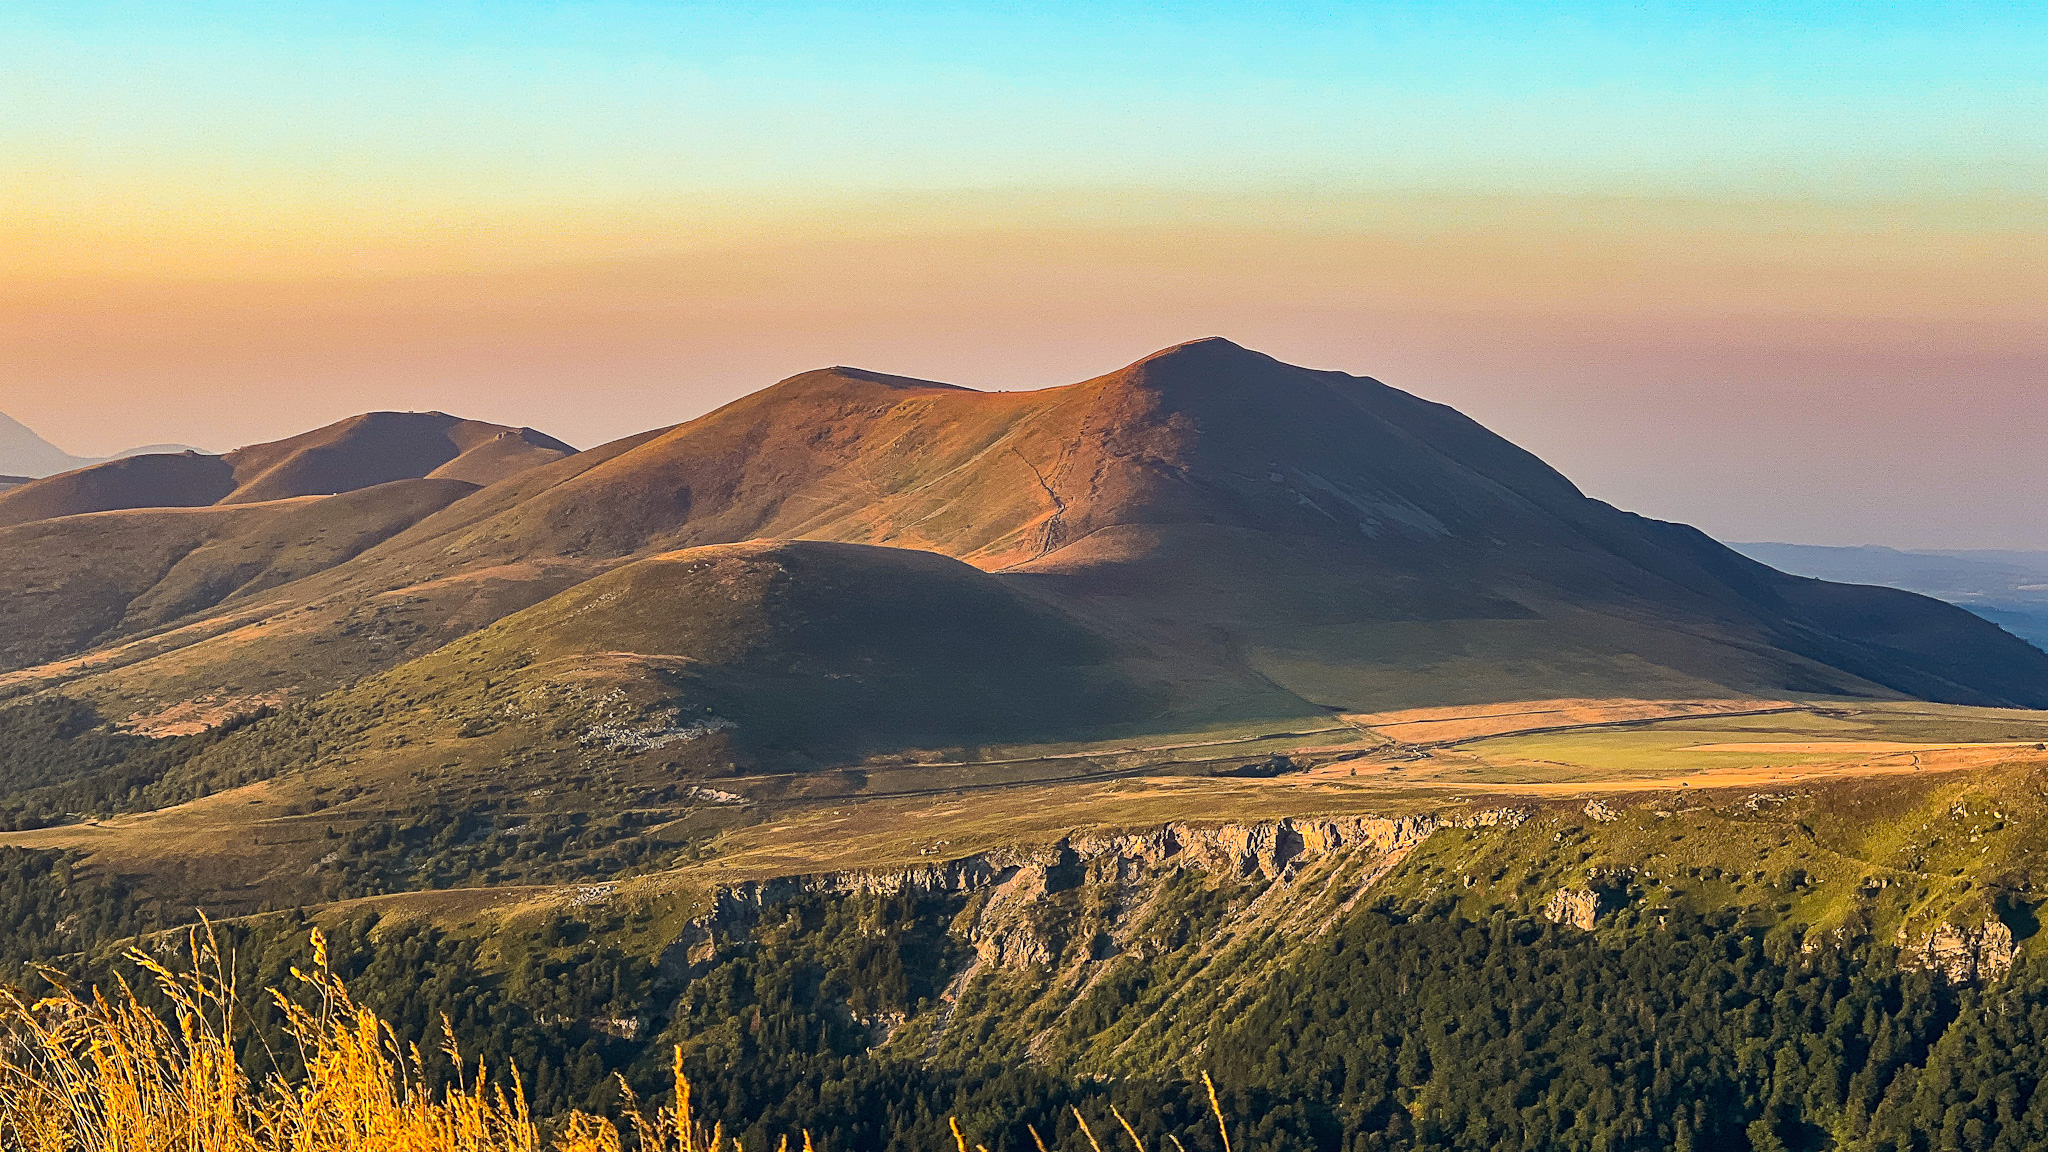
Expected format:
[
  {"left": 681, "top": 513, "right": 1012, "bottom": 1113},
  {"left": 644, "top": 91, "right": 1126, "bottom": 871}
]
[
  {"left": 663, "top": 809, "right": 1529, "bottom": 975},
  {"left": 1898, "top": 920, "right": 2017, "bottom": 985},
  {"left": 1542, "top": 887, "right": 1603, "bottom": 929}
]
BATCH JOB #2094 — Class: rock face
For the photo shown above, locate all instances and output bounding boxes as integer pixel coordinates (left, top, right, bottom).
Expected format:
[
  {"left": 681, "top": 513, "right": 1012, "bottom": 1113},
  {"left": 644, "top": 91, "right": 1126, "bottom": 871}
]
[
  {"left": 663, "top": 810, "right": 1528, "bottom": 975},
  {"left": 1542, "top": 887, "right": 1603, "bottom": 930},
  {"left": 1899, "top": 920, "right": 2017, "bottom": 985}
]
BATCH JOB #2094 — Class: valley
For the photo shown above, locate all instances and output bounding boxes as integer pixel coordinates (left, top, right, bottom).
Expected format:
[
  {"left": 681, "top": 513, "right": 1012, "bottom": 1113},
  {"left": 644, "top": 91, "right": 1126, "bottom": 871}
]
[{"left": 13, "top": 696, "right": 2048, "bottom": 1147}]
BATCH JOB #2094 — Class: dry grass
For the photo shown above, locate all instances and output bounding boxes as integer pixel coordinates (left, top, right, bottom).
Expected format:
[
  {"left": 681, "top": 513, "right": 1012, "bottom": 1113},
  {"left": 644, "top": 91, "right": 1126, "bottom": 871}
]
[
  {"left": 0, "top": 927, "right": 722, "bottom": 1152},
  {"left": 0, "top": 926, "right": 1236, "bottom": 1152},
  {"left": 1342, "top": 697, "right": 1801, "bottom": 746}
]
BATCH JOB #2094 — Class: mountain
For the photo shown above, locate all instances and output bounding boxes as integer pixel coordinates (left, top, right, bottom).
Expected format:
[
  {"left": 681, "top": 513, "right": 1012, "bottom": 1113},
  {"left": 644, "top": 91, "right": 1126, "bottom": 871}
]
[
  {"left": 1735, "top": 542, "right": 2048, "bottom": 651},
  {"left": 6, "top": 340, "right": 2047, "bottom": 739},
  {"left": 0, "top": 410, "right": 208, "bottom": 479},
  {"left": 0, "top": 411, "right": 91, "bottom": 477},
  {"left": 0, "top": 412, "right": 573, "bottom": 529},
  {"left": 10, "top": 342, "right": 2048, "bottom": 1150}
]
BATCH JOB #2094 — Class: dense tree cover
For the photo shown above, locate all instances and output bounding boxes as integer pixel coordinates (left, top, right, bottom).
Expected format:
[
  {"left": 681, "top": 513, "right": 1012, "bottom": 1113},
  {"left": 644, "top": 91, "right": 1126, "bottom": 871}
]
[
  {"left": 0, "top": 698, "right": 267, "bottom": 830},
  {"left": 203, "top": 898, "right": 2048, "bottom": 1152},
  {"left": 0, "top": 846, "right": 150, "bottom": 961},
  {"left": 308, "top": 803, "right": 692, "bottom": 898},
  {"left": 1214, "top": 903, "right": 1966, "bottom": 1151},
  {"left": 1867, "top": 954, "right": 2048, "bottom": 1152},
  {"left": 24, "top": 908, "right": 665, "bottom": 1119}
]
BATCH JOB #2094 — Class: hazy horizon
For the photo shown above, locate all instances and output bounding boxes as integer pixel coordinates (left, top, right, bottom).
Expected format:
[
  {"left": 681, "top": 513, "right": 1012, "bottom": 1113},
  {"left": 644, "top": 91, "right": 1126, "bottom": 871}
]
[{"left": 5, "top": 2, "right": 2043, "bottom": 548}]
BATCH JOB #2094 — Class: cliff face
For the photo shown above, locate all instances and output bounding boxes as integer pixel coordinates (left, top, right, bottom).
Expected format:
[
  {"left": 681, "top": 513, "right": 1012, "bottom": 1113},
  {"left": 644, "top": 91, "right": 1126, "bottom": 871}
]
[
  {"left": 1899, "top": 920, "right": 2018, "bottom": 985},
  {"left": 644, "top": 785, "right": 2039, "bottom": 1077},
  {"left": 670, "top": 812, "right": 1530, "bottom": 962},
  {"left": 662, "top": 810, "right": 1531, "bottom": 1066}
]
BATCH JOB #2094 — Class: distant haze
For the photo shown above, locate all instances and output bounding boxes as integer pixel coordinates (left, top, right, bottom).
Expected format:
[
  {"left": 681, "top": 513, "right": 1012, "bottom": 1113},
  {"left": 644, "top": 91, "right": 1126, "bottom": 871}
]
[
  {"left": 1733, "top": 543, "right": 2048, "bottom": 652},
  {"left": 3, "top": 3, "right": 2042, "bottom": 548}
]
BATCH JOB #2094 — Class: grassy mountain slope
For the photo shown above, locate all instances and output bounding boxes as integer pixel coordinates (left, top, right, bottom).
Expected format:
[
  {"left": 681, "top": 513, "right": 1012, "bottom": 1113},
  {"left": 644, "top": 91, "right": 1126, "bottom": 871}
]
[
  {"left": 291, "top": 538, "right": 1162, "bottom": 780},
  {"left": 0, "top": 479, "right": 481, "bottom": 682},
  {"left": 1738, "top": 541, "right": 2048, "bottom": 652},
  {"left": 0, "top": 412, "right": 571, "bottom": 528},
  {"left": 10, "top": 339, "right": 2047, "bottom": 731}
]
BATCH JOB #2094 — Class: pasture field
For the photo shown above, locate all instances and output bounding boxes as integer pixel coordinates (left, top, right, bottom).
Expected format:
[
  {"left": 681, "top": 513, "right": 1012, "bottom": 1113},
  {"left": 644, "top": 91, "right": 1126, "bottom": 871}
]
[
  {"left": 1343, "top": 695, "right": 1803, "bottom": 745},
  {"left": 8, "top": 696, "right": 2048, "bottom": 921}
]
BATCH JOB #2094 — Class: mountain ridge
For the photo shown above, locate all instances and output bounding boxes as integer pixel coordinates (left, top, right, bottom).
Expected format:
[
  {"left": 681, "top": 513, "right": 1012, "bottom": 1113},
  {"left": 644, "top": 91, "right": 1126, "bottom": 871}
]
[
  {"left": 0, "top": 412, "right": 573, "bottom": 529},
  {"left": 1735, "top": 540, "right": 2048, "bottom": 652},
  {"left": 4, "top": 339, "right": 2045, "bottom": 739}
]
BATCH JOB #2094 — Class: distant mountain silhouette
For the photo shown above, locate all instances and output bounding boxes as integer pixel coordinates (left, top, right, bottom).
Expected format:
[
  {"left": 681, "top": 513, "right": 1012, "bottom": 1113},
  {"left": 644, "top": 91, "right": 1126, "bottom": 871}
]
[
  {"left": 0, "top": 411, "right": 97, "bottom": 477},
  {"left": 0, "top": 410, "right": 206, "bottom": 479}
]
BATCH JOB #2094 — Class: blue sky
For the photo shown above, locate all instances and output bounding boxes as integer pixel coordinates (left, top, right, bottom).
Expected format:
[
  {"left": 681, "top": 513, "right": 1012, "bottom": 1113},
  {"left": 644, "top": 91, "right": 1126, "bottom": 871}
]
[{"left": 8, "top": 1, "right": 2044, "bottom": 200}]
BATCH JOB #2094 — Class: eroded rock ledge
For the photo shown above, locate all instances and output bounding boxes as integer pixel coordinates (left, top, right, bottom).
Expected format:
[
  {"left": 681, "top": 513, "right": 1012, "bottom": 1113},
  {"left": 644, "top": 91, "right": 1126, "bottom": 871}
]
[
  {"left": 1899, "top": 920, "right": 2017, "bottom": 985},
  {"left": 665, "top": 809, "right": 1527, "bottom": 972}
]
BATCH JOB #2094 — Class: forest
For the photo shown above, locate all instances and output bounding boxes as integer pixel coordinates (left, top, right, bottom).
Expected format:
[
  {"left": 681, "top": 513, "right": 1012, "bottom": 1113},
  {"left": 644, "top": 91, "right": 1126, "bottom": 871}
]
[{"left": 4, "top": 839, "right": 2047, "bottom": 1152}]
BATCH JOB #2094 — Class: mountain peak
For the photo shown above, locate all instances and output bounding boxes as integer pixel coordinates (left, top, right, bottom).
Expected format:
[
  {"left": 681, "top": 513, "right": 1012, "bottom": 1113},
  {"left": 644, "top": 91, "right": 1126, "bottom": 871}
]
[
  {"left": 1098, "top": 338, "right": 1348, "bottom": 405},
  {"left": 756, "top": 366, "right": 974, "bottom": 403},
  {"left": 1126, "top": 336, "right": 1264, "bottom": 372},
  {"left": 0, "top": 411, "right": 95, "bottom": 478},
  {"left": 1147, "top": 335, "right": 1248, "bottom": 355}
]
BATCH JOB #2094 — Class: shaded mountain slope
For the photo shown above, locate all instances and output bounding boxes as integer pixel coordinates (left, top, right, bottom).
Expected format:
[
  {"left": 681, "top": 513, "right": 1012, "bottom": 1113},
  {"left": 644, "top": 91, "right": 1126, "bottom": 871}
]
[
  {"left": 0, "top": 479, "right": 480, "bottom": 678},
  {"left": 0, "top": 412, "right": 572, "bottom": 528},
  {"left": 155, "top": 541, "right": 1162, "bottom": 809},
  {"left": 1735, "top": 541, "right": 2048, "bottom": 652},
  {"left": 13, "top": 339, "right": 2048, "bottom": 728},
  {"left": 1592, "top": 517, "right": 2048, "bottom": 708},
  {"left": 0, "top": 452, "right": 238, "bottom": 528}
]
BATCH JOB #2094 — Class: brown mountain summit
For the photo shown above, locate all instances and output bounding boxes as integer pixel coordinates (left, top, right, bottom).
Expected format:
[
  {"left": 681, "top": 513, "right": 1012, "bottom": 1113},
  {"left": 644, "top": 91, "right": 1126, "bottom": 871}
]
[{"left": 6, "top": 339, "right": 2047, "bottom": 746}]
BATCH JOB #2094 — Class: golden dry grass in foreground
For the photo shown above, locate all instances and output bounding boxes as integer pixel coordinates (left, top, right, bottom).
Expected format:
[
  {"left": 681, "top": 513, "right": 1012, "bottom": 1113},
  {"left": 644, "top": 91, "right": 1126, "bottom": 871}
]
[
  {"left": 0, "top": 928, "right": 1226, "bottom": 1152},
  {"left": 0, "top": 928, "right": 726, "bottom": 1152}
]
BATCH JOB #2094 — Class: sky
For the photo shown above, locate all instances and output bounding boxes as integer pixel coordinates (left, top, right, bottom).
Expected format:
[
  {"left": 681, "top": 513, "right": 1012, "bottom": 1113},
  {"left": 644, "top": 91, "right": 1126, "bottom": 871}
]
[{"left": 2, "top": 1, "right": 2044, "bottom": 548}]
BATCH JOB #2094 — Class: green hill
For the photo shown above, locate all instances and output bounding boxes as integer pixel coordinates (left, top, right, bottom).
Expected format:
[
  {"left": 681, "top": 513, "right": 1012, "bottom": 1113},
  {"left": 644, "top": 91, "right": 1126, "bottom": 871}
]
[{"left": 300, "top": 538, "right": 1162, "bottom": 781}]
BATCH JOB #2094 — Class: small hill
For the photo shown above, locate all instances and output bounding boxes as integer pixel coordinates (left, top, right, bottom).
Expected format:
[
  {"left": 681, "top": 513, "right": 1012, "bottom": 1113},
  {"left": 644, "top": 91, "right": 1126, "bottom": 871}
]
[
  {"left": 0, "top": 413, "right": 572, "bottom": 528},
  {"left": 220, "top": 413, "right": 573, "bottom": 504},
  {"left": 0, "top": 453, "right": 238, "bottom": 528},
  {"left": 202, "top": 540, "right": 1160, "bottom": 802}
]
